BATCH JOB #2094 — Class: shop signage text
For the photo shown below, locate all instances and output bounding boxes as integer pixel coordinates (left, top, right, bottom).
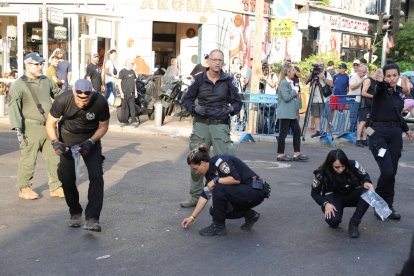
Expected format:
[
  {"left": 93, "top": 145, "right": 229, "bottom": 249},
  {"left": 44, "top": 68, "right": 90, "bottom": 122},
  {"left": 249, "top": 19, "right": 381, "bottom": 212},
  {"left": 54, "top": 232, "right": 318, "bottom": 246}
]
[
  {"left": 140, "top": 0, "right": 216, "bottom": 13},
  {"left": 271, "top": 19, "right": 292, "bottom": 38},
  {"left": 48, "top": 7, "right": 64, "bottom": 25},
  {"left": 327, "top": 14, "right": 369, "bottom": 32}
]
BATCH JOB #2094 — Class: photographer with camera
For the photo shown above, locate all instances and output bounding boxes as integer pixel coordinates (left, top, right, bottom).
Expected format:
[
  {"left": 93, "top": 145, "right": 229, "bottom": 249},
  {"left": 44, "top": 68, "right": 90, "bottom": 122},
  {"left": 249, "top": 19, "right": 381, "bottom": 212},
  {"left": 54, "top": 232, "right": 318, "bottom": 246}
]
[{"left": 303, "top": 60, "right": 333, "bottom": 137}]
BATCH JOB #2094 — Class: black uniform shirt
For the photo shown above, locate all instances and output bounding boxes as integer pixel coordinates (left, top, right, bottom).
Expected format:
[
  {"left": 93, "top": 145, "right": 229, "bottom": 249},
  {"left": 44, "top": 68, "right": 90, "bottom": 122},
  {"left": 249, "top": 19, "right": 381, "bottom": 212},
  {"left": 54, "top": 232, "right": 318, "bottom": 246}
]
[
  {"left": 182, "top": 69, "right": 242, "bottom": 120},
  {"left": 200, "top": 155, "right": 258, "bottom": 199},
  {"left": 118, "top": 68, "right": 136, "bottom": 93},
  {"left": 371, "top": 81, "right": 409, "bottom": 132},
  {"left": 85, "top": 63, "right": 102, "bottom": 92},
  {"left": 311, "top": 160, "right": 372, "bottom": 206},
  {"left": 50, "top": 92, "right": 110, "bottom": 147}
]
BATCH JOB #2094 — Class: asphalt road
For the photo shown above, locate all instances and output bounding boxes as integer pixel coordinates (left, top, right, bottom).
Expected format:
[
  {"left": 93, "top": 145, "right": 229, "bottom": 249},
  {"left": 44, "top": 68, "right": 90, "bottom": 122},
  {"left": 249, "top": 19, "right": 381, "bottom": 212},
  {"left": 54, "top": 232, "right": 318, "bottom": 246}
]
[{"left": 0, "top": 125, "right": 413, "bottom": 276}]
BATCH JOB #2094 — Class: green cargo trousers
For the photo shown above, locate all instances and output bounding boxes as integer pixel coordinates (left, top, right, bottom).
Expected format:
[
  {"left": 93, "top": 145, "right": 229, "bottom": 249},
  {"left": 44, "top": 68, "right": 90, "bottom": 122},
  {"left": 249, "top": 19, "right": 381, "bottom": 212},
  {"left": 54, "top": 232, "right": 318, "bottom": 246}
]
[
  {"left": 188, "top": 122, "right": 235, "bottom": 199},
  {"left": 17, "top": 122, "right": 61, "bottom": 190}
]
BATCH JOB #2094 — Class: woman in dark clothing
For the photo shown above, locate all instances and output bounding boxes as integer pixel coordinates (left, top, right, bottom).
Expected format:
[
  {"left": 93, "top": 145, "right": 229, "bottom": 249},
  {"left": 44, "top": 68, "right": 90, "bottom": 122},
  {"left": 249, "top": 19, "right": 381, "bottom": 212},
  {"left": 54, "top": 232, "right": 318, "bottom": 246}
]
[
  {"left": 181, "top": 145, "right": 266, "bottom": 236},
  {"left": 311, "top": 149, "right": 374, "bottom": 238},
  {"left": 368, "top": 63, "right": 413, "bottom": 220}
]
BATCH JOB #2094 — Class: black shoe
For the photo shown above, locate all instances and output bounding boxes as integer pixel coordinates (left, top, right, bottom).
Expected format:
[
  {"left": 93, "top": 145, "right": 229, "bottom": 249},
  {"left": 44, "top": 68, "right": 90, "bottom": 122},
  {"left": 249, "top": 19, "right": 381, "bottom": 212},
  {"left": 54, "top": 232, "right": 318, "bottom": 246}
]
[
  {"left": 277, "top": 155, "right": 292, "bottom": 162},
  {"left": 292, "top": 154, "right": 309, "bottom": 162},
  {"left": 355, "top": 140, "right": 364, "bottom": 147},
  {"left": 68, "top": 214, "right": 82, "bottom": 228},
  {"left": 241, "top": 210, "right": 260, "bottom": 232},
  {"left": 83, "top": 219, "right": 101, "bottom": 232},
  {"left": 348, "top": 218, "right": 360, "bottom": 238},
  {"left": 311, "top": 131, "right": 321, "bottom": 138},
  {"left": 361, "top": 140, "right": 369, "bottom": 147},
  {"left": 199, "top": 222, "right": 227, "bottom": 236},
  {"left": 389, "top": 208, "right": 401, "bottom": 220}
]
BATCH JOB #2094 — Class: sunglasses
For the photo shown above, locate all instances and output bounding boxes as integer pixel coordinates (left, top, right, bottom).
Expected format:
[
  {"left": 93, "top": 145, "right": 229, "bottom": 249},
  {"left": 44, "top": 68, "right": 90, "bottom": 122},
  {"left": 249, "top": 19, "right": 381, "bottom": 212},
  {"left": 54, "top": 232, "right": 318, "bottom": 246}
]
[
  {"left": 75, "top": 90, "right": 92, "bottom": 96},
  {"left": 29, "top": 62, "right": 44, "bottom": 67},
  {"left": 353, "top": 63, "right": 359, "bottom": 66}
]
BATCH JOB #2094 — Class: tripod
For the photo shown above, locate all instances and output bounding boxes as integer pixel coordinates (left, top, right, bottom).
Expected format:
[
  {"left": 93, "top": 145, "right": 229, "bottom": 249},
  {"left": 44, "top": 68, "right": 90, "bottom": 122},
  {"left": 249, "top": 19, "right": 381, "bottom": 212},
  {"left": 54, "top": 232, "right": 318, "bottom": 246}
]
[{"left": 301, "top": 76, "right": 333, "bottom": 141}]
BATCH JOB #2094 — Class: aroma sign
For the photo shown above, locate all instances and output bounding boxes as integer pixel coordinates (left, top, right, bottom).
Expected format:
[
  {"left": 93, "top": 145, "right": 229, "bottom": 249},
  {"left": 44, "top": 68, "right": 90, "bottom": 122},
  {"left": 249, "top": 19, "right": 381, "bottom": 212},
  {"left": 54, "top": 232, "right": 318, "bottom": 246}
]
[{"left": 140, "top": 0, "right": 216, "bottom": 13}]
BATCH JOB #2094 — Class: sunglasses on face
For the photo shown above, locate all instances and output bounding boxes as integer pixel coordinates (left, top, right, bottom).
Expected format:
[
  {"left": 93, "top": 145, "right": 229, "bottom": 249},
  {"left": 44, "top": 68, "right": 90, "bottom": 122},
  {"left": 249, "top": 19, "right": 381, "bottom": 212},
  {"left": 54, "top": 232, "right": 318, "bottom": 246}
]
[
  {"left": 75, "top": 90, "right": 92, "bottom": 96},
  {"left": 353, "top": 63, "right": 359, "bottom": 66},
  {"left": 29, "top": 62, "right": 44, "bottom": 67}
]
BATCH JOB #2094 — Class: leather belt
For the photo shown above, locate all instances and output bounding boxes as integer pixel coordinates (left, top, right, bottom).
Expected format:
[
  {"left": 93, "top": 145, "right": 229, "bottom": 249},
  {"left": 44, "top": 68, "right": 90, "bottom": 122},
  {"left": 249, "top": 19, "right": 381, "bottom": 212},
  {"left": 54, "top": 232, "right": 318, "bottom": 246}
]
[
  {"left": 194, "top": 117, "right": 228, "bottom": 125},
  {"left": 371, "top": 121, "right": 401, "bottom": 127}
]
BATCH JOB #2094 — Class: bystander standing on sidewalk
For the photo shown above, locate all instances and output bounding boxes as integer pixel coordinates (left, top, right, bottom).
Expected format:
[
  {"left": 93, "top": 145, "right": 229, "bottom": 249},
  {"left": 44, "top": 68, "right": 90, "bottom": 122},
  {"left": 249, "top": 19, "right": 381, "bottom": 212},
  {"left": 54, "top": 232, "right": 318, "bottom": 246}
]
[
  {"left": 276, "top": 65, "right": 308, "bottom": 162},
  {"left": 56, "top": 49, "right": 72, "bottom": 93},
  {"left": 104, "top": 49, "right": 118, "bottom": 101},
  {"left": 8, "top": 52, "right": 64, "bottom": 200},
  {"left": 117, "top": 59, "right": 138, "bottom": 127},
  {"left": 86, "top": 53, "right": 104, "bottom": 93}
]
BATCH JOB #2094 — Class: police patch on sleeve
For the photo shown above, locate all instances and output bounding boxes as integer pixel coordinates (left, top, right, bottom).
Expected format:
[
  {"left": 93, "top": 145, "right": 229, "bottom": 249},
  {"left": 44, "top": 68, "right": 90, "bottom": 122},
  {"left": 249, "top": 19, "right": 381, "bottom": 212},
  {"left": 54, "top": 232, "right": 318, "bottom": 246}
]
[
  {"left": 215, "top": 158, "right": 223, "bottom": 167},
  {"left": 219, "top": 162, "right": 231, "bottom": 174},
  {"left": 312, "top": 178, "right": 320, "bottom": 188},
  {"left": 354, "top": 160, "right": 366, "bottom": 174}
]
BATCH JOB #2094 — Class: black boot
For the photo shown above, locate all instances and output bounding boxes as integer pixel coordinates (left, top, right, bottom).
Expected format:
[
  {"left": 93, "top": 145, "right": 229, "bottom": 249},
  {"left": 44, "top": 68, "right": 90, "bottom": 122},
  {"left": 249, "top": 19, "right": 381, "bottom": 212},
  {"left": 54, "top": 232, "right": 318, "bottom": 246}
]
[
  {"left": 240, "top": 210, "right": 260, "bottom": 232},
  {"left": 199, "top": 221, "right": 227, "bottom": 236},
  {"left": 348, "top": 217, "right": 361, "bottom": 238},
  {"left": 389, "top": 207, "right": 401, "bottom": 220}
]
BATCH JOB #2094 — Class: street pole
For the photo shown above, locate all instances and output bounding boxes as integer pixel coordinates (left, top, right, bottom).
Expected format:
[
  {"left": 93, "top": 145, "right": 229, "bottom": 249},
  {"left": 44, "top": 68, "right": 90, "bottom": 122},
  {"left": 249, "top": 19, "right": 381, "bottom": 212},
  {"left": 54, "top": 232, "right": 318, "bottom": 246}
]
[
  {"left": 381, "top": 0, "right": 391, "bottom": 67},
  {"left": 248, "top": 0, "right": 264, "bottom": 134}
]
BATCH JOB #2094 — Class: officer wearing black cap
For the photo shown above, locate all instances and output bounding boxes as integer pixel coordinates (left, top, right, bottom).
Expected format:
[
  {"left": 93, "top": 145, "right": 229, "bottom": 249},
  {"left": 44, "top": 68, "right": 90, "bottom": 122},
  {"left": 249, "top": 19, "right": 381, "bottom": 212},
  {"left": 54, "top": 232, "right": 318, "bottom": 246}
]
[
  {"left": 46, "top": 79, "right": 110, "bottom": 232},
  {"left": 180, "top": 49, "right": 242, "bottom": 208},
  {"left": 8, "top": 52, "right": 64, "bottom": 200},
  {"left": 369, "top": 63, "right": 413, "bottom": 220},
  {"left": 181, "top": 145, "right": 268, "bottom": 236}
]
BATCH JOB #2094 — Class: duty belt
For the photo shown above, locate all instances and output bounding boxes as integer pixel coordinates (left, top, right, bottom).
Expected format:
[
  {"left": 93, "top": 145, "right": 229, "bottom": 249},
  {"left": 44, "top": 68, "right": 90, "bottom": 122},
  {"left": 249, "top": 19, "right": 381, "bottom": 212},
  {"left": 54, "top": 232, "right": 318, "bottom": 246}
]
[
  {"left": 371, "top": 121, "right": 401, "bottom": 127},
  {"left": 24, "top": 118, "right": 46, "bottom": 126},
  {"left": 194, "top": 117, "right": 228, "bottom": 125}
]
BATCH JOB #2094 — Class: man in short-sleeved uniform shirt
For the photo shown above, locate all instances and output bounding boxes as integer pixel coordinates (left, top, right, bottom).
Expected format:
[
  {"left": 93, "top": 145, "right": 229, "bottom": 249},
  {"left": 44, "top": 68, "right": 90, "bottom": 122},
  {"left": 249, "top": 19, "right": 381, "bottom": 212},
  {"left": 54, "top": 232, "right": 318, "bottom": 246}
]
[
  {"left": 46, "top": 79, "right": 110, "bottom": 232},
  {"left": 117, "top": 60, "right": 138, "bottom": 126},
  {"left": 86, "top": 54, "right": 103, "bottom": 93}
]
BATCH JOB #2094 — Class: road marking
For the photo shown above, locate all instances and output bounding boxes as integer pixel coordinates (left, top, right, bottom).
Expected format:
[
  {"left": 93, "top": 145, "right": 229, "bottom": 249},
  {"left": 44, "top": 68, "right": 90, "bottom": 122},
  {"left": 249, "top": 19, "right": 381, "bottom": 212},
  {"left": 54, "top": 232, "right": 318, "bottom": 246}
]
[
  {"left": 244, "top": 160, "right": 291, "bottom": 169},
  {"left": 399, "top": 162, "right": 414, "bottom": 168}
]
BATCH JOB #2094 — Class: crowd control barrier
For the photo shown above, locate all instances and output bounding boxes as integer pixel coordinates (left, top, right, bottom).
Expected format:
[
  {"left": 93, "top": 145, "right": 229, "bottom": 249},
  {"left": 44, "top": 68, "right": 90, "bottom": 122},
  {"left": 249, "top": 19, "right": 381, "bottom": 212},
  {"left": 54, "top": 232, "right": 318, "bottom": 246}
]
[
  {"left": 232, "top": 93, "right": 278, "bottom": 143},
  {"left": 318, "top": 95, "right": 360, "bottom": 147}
]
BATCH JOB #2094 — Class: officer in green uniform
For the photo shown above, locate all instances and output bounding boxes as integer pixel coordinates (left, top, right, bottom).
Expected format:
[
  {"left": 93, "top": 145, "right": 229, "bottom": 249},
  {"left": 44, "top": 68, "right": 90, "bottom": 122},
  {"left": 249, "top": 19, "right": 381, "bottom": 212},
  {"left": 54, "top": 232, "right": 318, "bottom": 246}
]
[
  {"left": 180, "top": 49, "right": 242, "bottom": 208},
  {"left": 8, "top": 52, "right": 63, "bottom": 200}
]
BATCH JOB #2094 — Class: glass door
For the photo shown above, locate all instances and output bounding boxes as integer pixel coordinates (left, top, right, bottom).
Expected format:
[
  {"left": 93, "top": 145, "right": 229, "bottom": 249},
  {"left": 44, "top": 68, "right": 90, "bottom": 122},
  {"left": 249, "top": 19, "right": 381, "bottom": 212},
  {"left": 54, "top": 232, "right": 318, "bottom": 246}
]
[{"left": 80, "top": 34, "right": 97, "bottom": 78}]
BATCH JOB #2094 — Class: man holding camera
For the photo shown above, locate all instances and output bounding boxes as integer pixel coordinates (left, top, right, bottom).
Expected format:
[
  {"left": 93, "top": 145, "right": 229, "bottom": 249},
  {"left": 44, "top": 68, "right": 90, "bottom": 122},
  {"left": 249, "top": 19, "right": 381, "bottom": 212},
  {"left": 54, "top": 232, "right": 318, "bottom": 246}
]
[{"left": 303, "top": 60, "right": 333, "bottom": 137}]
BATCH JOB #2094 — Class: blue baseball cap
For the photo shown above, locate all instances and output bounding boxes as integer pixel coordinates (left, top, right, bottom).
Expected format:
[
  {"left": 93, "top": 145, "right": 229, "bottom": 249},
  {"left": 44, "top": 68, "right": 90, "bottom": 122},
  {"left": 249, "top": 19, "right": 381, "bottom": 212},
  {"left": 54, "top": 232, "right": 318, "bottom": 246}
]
[
  {"left": 24, "top": 52, "right": 45, "bottom": 63},
  {"left": 338, "top": 63, "right": 347, "bottom": 69},
  {"left": 74, "top": 79, "right": 94, "bottom": 92}
]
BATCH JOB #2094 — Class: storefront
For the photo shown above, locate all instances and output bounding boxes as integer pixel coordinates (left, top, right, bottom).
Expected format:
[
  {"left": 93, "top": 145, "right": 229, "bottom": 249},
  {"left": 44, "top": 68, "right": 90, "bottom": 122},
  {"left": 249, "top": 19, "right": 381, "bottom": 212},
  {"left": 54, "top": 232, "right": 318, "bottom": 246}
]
[{"left": 0, "top": 2, "right": 120, "bottom": 86}]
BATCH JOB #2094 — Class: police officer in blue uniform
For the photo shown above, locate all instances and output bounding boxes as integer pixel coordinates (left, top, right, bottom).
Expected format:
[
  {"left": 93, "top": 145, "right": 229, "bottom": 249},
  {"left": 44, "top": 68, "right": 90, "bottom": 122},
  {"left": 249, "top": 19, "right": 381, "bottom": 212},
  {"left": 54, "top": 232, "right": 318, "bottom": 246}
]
[
  {"left": 368, "top": 63, "right": 413, "bottom": 220},
  {"left": 181, "top": 145, "right": 268, "bottom": 236}
]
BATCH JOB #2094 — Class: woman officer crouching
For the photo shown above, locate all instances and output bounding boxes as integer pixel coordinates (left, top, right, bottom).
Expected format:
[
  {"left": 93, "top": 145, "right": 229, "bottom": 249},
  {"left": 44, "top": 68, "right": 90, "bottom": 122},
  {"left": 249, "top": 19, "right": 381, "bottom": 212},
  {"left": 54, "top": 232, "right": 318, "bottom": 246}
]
[
  {"left": 368, "top": 63, "right": 413, "bottom": 220},
  {"left": 181, "top": 145, "right": 267, "bottom": 236},
  {"left": 311, "top": 149, "right": 375, "bottom": 238}
]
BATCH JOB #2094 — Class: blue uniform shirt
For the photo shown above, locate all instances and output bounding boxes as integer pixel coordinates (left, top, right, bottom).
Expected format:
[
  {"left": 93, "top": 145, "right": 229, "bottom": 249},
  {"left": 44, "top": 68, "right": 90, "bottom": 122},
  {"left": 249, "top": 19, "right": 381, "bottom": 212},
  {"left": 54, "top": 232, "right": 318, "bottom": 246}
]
[{"left": 333, "top": 73, "right": 349, "bottom": 96}]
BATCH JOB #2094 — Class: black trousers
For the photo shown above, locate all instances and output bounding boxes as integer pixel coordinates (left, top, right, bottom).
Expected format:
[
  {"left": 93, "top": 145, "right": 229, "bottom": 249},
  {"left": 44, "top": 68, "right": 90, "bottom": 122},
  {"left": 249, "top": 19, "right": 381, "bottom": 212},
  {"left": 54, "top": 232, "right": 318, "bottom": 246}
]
[
  {"left": 124, "top": 92, "right": 137, "bottom": 123},
  {"left": 58, "top": 141, "right": 104, "bottom": 221},
  {"left": 277, "top": 118, "right": 301, "bottom": 154},
  {"left": 322, "top": 188, "right": 369, "bottom": 226},
  {"left": 369, "top": 126, "right": 402, "bottom": 207},
  {"left": 211, "top": 183, "right": 264, "bottom": 222}
]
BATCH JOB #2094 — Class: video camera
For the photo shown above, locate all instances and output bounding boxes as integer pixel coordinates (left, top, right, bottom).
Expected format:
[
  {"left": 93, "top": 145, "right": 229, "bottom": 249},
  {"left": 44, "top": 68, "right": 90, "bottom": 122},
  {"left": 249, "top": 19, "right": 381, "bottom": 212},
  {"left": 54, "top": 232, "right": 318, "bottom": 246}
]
[{"left": 311, "top": 64, "right": 323, "bottom": 75}]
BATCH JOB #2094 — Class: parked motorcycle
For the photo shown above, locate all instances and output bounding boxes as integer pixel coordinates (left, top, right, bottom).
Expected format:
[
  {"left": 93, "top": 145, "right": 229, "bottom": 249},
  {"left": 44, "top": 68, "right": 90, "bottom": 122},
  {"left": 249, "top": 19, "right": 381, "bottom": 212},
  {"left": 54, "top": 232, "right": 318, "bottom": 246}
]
[{"left": 159, "top": 75, "right": 193, "bottom": 124}]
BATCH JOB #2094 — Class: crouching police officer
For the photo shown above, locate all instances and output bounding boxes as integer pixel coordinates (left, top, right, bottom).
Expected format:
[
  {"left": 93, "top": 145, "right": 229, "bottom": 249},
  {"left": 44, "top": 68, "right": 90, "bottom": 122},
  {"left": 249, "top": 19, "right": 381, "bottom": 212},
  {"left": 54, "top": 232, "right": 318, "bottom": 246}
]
[
  {"left": 181, "top": 145, "right": 270, "bottom": 236},
  {"left": 46, "top": 79, "right": 110, "bottom": 232}
]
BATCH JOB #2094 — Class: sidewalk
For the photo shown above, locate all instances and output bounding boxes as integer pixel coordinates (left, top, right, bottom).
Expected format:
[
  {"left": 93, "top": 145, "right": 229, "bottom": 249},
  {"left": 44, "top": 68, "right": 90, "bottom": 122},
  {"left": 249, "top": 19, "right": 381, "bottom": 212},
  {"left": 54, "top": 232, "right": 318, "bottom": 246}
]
[{"left": 0, "top": 105, "right": 324, "bottom": 145}]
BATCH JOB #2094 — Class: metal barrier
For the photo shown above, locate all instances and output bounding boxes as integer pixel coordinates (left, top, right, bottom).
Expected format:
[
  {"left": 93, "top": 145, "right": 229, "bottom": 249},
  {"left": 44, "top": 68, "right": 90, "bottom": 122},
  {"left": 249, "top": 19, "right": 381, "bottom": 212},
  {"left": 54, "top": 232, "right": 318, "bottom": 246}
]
[
  {"left": 319, "top": 95, "right": 360, "bottom": 147},
  {"left": 232, "top": 93, "right": 278, "bottom": 142}
]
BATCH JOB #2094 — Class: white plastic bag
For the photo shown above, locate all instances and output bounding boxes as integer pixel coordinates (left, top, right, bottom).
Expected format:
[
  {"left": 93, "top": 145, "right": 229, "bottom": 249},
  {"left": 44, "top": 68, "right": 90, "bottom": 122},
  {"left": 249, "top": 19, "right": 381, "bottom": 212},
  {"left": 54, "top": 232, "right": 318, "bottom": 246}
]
[
  {"left": 361, "top": 190, "right": 392, "bottom": 221},
  {"left": 71, "top": 144, "right": 81, "bottom": 184}
]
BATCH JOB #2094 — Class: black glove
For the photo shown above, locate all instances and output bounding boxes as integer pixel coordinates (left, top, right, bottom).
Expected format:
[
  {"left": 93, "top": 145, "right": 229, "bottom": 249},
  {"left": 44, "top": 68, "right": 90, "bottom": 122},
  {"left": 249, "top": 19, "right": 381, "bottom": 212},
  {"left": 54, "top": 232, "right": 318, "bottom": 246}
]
[
  {"left": 194, "top": 105, "right": 207, "bottom": 116},
  {"left": 52, "top": 140, "right": 68, "bottom": 156},
  {"left": 15, "top": 128, "right": 27, "bottom": 145},
  {"left": 79, "top": 139, "right": 94, "bottom": 156},
  {"left": 223, "top": 104, "right": 234, "bottom": 115}
]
